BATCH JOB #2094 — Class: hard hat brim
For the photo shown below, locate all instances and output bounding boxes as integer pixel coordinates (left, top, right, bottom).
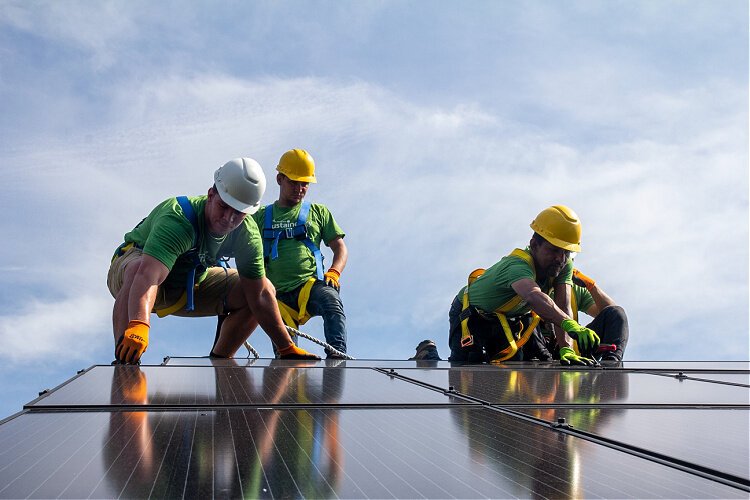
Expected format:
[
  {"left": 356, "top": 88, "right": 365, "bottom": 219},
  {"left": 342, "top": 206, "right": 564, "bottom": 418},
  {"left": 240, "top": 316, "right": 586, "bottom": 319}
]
[
  {"left": 276, "top": 168, "right": 317, "bottom": 183},
  {"left": 217, "top": 189, "right": 261, "bottom": 214},
  {"left": 540, "top": 234, "right": 581, "bottom": 253}
]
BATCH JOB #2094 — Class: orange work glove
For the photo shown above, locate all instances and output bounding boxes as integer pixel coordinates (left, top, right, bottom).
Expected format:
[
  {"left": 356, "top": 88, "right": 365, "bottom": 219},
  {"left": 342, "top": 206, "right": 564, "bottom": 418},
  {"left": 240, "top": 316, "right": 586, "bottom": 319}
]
[
  {"left": 116, "top": 320, "right": 150, "bottom": 364},
  {"left": 278, "top": 343, "right": 320, "bottom": 360},
  {"left": 572, "top": 269, "right": 596, "bottom": 290},
  {"left": 324, "top": 268, "right": 341, "bottom": 290}
]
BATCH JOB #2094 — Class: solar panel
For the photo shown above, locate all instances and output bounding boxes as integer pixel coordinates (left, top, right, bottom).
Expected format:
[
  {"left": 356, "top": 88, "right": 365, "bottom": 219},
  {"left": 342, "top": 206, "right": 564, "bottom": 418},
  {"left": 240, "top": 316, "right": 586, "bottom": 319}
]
[
  {"left": 1, "top": 408, "right": 746, "bottom": 499},
  {"left": 512, "top": 407, "right": 750, "bottom": 480},
  {"left": 162, "top": 356, "right": 454, "bottom": 369},
  {"left": 385, "top": 366, "right": 750, "bottom": 406},
  {"left": 2, "top": 359, "right": 748, "bottom": 498},
  {"left": 27, "top": 365, "right": 469, "bottom": 408}
]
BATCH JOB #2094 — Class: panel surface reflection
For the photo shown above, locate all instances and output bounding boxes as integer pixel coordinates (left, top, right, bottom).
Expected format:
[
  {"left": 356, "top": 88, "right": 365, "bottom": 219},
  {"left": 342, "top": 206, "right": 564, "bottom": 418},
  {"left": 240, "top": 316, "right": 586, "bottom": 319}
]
[
  {"left": 393, "top": 367, "right": 750, "bottom": 406},
  {"left": 515, "top": 407, "right": 750, "bottom": 481},
  {"left": 28, "top": 365, "right": 464, "bottom": 407},
  {"left": 162, "top": 357, "right": 454, "bottom": 369},
  {"left": 0, "top": 409, "right": 745, "bottom": 499}
]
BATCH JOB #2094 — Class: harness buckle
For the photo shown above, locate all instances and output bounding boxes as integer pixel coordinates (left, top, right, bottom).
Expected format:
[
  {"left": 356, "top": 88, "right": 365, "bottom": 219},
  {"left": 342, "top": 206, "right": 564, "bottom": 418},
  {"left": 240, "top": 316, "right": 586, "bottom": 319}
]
[
  {"left": 460, "top": 335, "right": 474, "bottom": 347},
  {"left": 458, "top": 308, "right": 472, "bottom": 321},
  {"left": 284, "top": 227, "right": 295, "bottom": 239}
]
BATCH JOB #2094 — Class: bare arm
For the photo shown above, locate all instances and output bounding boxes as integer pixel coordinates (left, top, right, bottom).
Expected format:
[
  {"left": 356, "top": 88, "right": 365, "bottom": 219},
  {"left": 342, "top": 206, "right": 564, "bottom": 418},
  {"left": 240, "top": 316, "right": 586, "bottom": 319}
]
[
  {"left": 552, "top": 282, "right": 573, "bottom": 349},
  {"left": 240, "top": 276, "right": 295, "bottom": 349},
  {"left": 584, "top": 284, "right": 616, "bottom": 317},
  {"left": 127, "top": 254, "right": 170, "bottom": 324},
  {"left": 511, "top": 278, "right": 573, "bottom": 349},
  {"left": 326, "top": 236, "right": 348, "bottom": 273}
]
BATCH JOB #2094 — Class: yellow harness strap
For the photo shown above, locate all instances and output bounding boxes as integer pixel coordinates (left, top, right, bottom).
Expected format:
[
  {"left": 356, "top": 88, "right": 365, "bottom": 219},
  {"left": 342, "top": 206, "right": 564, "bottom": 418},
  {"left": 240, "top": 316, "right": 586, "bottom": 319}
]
[
  {"left": 277, "top": 278, "right": 316, "bottom": 328},
  {"left": 155, "top": 291, "right": 189, "bottom": 318},
  {"left": 459, "top": 269, "right": 485, "bottom": 347},
  {"left": 459, "top": 249, "right": 542, "bottom": 361}
]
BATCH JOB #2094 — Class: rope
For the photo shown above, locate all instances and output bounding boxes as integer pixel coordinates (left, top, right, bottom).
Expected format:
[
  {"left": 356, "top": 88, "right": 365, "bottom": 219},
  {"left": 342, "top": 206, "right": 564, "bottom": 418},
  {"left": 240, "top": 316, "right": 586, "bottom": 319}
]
[
  {"left": 243, "top": 341, "right": 260, "bottom": 359},
  {"left": 286, "top": 325, "right": 355, "bottom": 359},
  {"left": 243, "top": 325, "right": 355, "bottom": 360}
]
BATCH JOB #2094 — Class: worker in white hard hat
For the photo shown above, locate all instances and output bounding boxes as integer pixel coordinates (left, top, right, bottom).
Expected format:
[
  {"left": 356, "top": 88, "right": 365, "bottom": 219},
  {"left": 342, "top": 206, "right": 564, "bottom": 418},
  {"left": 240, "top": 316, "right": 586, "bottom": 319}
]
[
  {"left": 253, "top": 149, "right": 349, "bottom": 358},
  {"left": 107, "top": 157, "right": 320, "bottom": 364}
]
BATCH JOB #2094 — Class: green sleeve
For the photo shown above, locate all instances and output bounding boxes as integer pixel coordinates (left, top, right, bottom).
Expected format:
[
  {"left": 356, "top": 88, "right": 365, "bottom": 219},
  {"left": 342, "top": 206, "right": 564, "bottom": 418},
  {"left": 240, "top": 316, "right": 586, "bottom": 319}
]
[
  {"left": 310, "top": 204, "right": 345, "bottom": 246},
  {"left": 127, "top": 198, "right": 195, "bottom": 270},
  {"left": 496, "top": 256, "right": 535, "bottom": 289},
  {"left": 554, "top": 259, "right": 574, "bottom": 285},
  {"left": 574, "top": 285, "right": 595, "bottom": 315},
  {"left": 229, "top": 217, "right": 266, "bottom": 280}
]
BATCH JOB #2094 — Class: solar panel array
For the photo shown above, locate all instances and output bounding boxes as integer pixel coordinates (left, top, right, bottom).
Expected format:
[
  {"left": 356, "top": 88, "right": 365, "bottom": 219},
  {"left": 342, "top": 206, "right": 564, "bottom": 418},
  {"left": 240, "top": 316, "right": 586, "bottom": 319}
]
[{"left": 0, "top": 358, "right": 748, "bottom": 498}]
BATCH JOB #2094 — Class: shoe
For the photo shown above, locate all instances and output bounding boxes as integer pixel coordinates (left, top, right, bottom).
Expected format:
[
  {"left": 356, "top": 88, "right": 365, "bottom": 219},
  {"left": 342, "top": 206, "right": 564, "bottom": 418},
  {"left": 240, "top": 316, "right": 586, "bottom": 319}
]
[
  {"left": 410, "top": 340, "right": 441, "bottom": 360},
  {"left": 599, "top": 354, "right": 622, "bottom": 367}
]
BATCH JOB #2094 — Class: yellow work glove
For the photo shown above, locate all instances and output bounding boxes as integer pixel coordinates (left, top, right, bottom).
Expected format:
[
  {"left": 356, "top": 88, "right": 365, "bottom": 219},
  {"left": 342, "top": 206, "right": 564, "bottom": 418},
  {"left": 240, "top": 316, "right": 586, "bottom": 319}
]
[
  {"left": 561, "top": 319, "right": 600, "bottom": 356},
  {"left": 572, "top": 269, "right": 596, "bottom": 290},
  {"left": 324, "top": 268, "right": 341, "bottom": 290},
  {"left": 278, "top": 343, "right": 321, "bottom": 360},
  {"left": 559, "top": 346, "right": 596, "bottom": 366},
  {"left": 116, "top": 320, "right": 149, "bottom": 364}
]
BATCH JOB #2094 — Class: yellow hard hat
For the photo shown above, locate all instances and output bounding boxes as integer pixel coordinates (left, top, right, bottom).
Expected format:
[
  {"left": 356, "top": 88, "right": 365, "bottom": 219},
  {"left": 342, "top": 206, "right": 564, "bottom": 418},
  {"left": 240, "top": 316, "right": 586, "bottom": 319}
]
[
  {"left": 530, "top": 205, "right": 582, "bottom": 252},
  {"left": 276, "top": 149, "right": 317, "bottom": 183}
]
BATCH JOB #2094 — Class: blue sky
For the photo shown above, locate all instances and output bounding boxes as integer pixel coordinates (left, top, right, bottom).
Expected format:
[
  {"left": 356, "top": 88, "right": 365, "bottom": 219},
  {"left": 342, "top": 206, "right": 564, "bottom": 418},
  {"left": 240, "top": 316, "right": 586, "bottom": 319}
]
[{"left": 0, "top": 0, "right": 747, "bottom": 419}]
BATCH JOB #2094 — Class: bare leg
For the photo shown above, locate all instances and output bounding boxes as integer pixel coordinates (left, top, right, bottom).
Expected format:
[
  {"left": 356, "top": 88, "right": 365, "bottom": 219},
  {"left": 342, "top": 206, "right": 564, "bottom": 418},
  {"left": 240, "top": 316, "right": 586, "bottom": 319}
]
[{"left": 211, "top": 280, "right": 259, "bottom": 357}]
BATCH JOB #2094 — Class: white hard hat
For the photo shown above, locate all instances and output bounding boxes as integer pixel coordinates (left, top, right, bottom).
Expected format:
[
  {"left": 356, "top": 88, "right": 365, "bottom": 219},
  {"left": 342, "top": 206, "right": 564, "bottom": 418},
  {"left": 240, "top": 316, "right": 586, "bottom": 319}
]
[{"left": 214, "top": 158, "right": 266, "bottom": 214}]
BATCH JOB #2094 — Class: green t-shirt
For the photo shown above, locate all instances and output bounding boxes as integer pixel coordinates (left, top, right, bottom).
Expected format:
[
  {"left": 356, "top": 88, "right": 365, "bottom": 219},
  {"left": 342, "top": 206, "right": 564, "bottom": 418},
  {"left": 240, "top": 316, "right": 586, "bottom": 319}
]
[
  {"left": 121, "top": 196, "right": 265, "bottom": 289},
  {"left": 252, "top": 202, "right": 345, "bottom": 293},
  {"left": 462, "top": 247, "right": 573, "bottom": 317}
]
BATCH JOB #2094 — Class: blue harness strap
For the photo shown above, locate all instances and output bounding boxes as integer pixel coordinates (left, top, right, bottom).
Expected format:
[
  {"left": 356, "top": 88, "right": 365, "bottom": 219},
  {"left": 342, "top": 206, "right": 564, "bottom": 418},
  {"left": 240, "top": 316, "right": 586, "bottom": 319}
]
[
  {"left": 262, "top": 201, "right": 324, "bottom": 280},
  {"left": 176, "top": 196, "right": 201, "bottom": 312}
]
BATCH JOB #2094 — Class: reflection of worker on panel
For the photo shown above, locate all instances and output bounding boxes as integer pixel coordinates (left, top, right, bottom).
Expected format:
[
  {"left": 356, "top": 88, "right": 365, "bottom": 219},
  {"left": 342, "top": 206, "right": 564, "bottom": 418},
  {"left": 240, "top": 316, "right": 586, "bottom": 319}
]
[
  {"left": 101, "top": 363, "right": 345, "bottom": 497},
  {"left": 448, "top": 366, "right": 629, "bottom": 498}
]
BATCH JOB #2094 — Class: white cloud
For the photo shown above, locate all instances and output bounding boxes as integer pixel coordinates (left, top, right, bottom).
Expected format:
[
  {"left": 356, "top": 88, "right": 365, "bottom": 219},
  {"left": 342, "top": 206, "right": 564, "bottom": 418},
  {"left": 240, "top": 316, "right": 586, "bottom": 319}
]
[
  {"left": 1, "top": 71, "right": 746, "bottom": 365},
  {"left": 0, "top": 0, "right": 139, "bottom": 70},
  {"left": 0, "top": 294, "right": 111, "bottom": 364}
]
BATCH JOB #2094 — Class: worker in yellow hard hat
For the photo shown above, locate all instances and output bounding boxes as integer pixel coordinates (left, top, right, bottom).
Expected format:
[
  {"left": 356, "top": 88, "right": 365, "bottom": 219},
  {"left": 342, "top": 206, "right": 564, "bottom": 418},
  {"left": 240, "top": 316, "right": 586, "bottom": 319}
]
[
  {"left": 448, "top": 205, "right": 601, "bottom": 366},
  {"left": 253, "top": 149, "right": 349, "bottom": 358},
  {"left": 106, "top": 157, "right": 320, "bottom": 364}
]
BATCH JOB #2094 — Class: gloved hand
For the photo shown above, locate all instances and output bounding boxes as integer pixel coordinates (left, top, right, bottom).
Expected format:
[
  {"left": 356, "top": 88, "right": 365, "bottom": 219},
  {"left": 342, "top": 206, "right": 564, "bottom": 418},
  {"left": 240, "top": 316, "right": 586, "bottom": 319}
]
[
  {"left": 278, "top": 343, "right": 321, "bottom": 360},
  {"left": 116, "top": 320, "right": 149, "bottom": 364},
  {"left": 324, "top": 268, "right": 341, "bottom": 290},
  {"left": 559, "top": 346, "right": 596, "bottom": 366},
  {"left": 561, "top": 319, "right": 600, "bottom": 356},
  {"left": 572, "top": 269, "right": 596, "bottom": 290}
]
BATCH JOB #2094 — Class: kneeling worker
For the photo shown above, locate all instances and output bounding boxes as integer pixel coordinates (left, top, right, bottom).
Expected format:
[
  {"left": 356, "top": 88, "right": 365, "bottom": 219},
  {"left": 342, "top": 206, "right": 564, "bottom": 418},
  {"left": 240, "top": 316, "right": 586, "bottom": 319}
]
[
  {"left": 253, "top": 149, "right": 348, "bottom": 358},
  {"left": 448, "top": 205, "right": 600, "bottom": 366},
  {"left": 107, "top": 157, "right": 320, "bottom": 364}
]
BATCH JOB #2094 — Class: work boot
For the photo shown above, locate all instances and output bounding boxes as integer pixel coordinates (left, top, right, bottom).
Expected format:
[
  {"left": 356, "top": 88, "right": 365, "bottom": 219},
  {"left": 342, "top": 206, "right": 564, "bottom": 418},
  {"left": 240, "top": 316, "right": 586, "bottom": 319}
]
[
  {"left": 599, "top": 353, "right": 622, "bottom": 367},
  {"left": 410, "top": 340, "right": 441, "bottom": 360}
]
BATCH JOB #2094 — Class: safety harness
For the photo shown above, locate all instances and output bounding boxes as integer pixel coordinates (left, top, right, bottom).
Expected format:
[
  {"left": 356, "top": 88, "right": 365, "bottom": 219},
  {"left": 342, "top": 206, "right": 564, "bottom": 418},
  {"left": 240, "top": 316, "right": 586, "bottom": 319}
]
[
  {"left": 276, "top": 277, "right": 317, "bottom": 330},
  {"left": 262, "top": 201, "right": 324, "bottom": 281},
  {"left": 459, "top": 248, "right": 542, "bottom": 362},
  {"left": 260, "top": 202, "right": 329, "bottom": 342},
  {"left": 112, "top": 197, "right": 232, "bottom": 318},
  {"left": 155, "top": 196, "right": 228, "bottom": 317}
]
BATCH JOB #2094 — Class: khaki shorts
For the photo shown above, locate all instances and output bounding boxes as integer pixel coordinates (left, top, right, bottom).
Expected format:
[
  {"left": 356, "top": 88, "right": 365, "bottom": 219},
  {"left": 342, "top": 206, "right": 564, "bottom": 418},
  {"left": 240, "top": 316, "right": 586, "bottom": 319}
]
[{"left": 107, "top": 246, "right": 239, "bottom": 317}]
